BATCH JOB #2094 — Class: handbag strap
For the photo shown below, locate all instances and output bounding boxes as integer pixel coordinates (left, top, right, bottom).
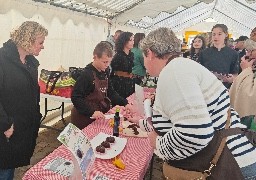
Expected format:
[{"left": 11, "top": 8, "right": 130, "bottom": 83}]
[
  {"left": 203, "top": 108, "right": 231, "bottom": 176},
  {"left": 212, "top": 108, "right": 231, "bottom": 164}
]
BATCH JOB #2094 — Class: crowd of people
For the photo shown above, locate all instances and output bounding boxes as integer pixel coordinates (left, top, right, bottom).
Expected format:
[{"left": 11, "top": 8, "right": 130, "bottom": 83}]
[
  {"left": 128, "top": 26, "right": 256, "bottom": 180},
  {"left": 0, "top": 20, "right": 256, "bottom": 180}
]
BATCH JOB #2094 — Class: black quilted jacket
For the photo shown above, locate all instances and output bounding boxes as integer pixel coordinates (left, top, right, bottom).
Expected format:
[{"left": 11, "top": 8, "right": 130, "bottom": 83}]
[{"left": 0, "top": 40, "right": 42, "bottom": 168}]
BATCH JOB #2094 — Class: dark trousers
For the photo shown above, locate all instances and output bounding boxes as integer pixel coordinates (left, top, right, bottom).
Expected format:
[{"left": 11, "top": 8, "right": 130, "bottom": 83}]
[{"left": 0, "top": 169, "right": 15, "bottom": 180}]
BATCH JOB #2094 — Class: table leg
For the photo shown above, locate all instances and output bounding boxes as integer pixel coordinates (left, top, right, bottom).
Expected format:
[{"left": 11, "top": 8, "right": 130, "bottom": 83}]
[
  {"left": 40, "top": 98, "right": 48, "bottom": 123},
  {"left": 40, "top": 98, "right": 66, "bottom": 132},
  {"left": 61, "top": 102, "right": 67, "bottom": 126}
]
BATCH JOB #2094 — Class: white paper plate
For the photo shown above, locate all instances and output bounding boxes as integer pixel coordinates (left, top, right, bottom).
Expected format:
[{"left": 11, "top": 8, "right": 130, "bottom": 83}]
[
  {"left": 90, "top": 132, "right": 127, "bottom": 159},
  {"left": 90, "top": 114, "right": 123, "bottom": 120}
]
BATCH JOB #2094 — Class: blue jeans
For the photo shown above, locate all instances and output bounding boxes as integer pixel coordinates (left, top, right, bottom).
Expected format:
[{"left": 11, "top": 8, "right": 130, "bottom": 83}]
[
  {"left": 0, "top": 169, "right": 14, "bottom": 180},
  {"left": 241, "top": 162, "right": 256, "bottom": 180}
]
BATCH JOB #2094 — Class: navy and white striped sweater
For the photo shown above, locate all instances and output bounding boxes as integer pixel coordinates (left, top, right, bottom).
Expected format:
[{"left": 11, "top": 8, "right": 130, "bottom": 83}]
[{"left": 139, "top": 58, "right": 256, "bottom": 168}]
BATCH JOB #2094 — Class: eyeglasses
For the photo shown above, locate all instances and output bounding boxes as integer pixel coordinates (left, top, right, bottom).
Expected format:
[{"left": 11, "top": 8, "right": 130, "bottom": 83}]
[{"left": 245, "top": 49, "right": 256, "bottom": 53}]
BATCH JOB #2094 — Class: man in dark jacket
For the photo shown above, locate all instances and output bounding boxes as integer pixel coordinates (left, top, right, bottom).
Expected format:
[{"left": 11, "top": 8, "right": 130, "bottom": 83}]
[
  {"left": 234, "top": 35, "right": 249, "bottom": 73},
  {"left": 0, "top": 21, "right": 48, "bottom": 179}
]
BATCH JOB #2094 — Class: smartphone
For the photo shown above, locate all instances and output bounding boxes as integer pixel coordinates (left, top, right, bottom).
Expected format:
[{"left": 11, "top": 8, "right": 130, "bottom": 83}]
[{"left": 245, "top": 56, "right": 250, "bottom": 60}]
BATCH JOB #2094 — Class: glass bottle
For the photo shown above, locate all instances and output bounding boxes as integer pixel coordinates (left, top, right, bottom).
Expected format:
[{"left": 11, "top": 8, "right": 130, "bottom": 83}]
[{"left": 113, "top": 108, "right": 120, "bottom": 137}]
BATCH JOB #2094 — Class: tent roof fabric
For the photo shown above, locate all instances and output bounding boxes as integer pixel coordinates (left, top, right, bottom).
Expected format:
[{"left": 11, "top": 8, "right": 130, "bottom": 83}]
[
  {"left": 33, "top": 0, "right": 256, "bottom": 35},
  {"left": 33, "top": 0, "right": 146, "bottom": 18}
]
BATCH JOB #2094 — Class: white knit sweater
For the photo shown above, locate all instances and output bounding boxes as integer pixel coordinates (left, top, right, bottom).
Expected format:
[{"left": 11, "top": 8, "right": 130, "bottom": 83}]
[{"left": 139, "top": 57, "right": 256, "bottom": 168}]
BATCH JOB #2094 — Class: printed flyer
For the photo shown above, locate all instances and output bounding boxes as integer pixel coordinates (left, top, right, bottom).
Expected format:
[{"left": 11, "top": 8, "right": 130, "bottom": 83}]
[{"left": 49, "top": 123, "right": 94, "bottom": 179}]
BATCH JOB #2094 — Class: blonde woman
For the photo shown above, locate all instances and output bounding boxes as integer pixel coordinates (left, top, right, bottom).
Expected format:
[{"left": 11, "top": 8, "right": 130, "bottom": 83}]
[{"left": 0, "top": 21, "right": 48, "bottom": 179}]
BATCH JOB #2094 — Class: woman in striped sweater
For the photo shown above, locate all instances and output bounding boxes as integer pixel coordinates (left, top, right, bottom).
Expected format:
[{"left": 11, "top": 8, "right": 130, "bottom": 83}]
[{"left": 133, "top": 27, "right": 256, "bottom": 179}]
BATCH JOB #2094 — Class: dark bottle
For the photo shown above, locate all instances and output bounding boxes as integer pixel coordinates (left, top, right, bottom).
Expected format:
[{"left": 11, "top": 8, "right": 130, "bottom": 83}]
[{"left": 113, "top": 108, "right": 120, "bottom": 137}]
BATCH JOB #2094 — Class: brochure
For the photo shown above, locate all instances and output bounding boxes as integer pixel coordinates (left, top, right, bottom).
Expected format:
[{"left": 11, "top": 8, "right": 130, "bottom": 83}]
[{"left": 56, "top": 123, "right": 95, "bottom": 179}]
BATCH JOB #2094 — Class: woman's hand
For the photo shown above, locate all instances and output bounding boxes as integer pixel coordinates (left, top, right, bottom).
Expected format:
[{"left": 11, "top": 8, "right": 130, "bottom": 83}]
[
  {"left": 92, "top": 111, "right": 105, "bottom": 120},
  {"left": 148, "top": 131, "right": 158, "bottom": 149},
  {"left": 124, "top": 104, "right": 134, "bottom": 115},
  {"left": 4, "top": 124, "right": 14, "bottom": 139},
  {"left": 240, "top": 56, "right": 256, "bottom": 70}
]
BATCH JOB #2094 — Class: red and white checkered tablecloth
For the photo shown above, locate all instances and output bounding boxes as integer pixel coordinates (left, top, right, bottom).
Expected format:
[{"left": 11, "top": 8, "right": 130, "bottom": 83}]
[
  {"left": 23, "top": 107, "right": 154, "bottom": 180},
  {"left": 143, "top": 87, "right": 156, "bottom": 94}
]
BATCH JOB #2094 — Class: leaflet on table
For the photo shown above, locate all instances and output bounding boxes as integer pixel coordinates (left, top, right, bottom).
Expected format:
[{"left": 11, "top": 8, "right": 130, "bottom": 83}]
[
  {"left": 92, "top": 175, "right": 110, "bottom": 180},
  {"left": 57, "top": 123, "right": 95, "bottom": 179},
  {"left": 43, "top": 157, "right": 74, "bottom": 177}
]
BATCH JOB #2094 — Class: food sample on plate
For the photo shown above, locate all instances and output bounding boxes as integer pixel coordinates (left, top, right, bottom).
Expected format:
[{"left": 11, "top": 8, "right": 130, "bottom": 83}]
[
  {"left": 91, "top": 132, "right": 127, "bottom": 159},
  {"left": 96, "top": 145, "right": 105, "bottom": 154},
  {"left": 106, "top": 136, "right": 115, "bottom": 143},
  {"left": 127, "top": 123, "right": 140, "bottom": 128},
  {"left": 101, "top": 141, "right": 110, "bottom": 148},
  {"left": 122, "top": 121, "right": 148, "bottom": 137},
  {"left": 127, "top": 123, "right": 140, "bottom": 135},
  {"left": 132, "top": 126, "right": 139, "bottom": 135}
]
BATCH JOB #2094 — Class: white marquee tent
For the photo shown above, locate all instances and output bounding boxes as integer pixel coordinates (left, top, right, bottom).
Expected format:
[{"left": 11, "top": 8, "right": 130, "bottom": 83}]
[{"left": 0, "top": 0, "right": 255, "bottom": 70}]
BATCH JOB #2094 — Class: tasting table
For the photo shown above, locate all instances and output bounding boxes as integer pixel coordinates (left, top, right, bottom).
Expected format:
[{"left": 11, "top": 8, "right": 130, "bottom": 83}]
[{"left": 23, "top": 89, "right": 156, "bottom": 180}]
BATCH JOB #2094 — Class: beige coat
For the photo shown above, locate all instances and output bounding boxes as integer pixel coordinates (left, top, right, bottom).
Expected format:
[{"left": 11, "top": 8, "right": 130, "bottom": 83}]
[{"left": 229, "top": 67, "right": 256, "bottom": 117}]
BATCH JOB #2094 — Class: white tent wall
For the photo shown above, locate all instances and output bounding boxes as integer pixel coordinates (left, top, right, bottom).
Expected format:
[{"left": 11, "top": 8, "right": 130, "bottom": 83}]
[
  {"left": 0, "top": 0, "right": 141, "bottom": 71},
  {"left": 107, "top": 18, "right": 147, "bottom": 36}
]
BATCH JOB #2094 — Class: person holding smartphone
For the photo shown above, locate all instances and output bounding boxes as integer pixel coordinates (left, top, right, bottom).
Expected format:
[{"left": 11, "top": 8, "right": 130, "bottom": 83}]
[
  {"left": 230, "top": 33, "right": 256, "bottom": 124},
  {"left": 129, "top": 27, "right": 256, "bottom": 179},
  {"left": 198, "top": 24, "right": 239, "bottom": 89}
]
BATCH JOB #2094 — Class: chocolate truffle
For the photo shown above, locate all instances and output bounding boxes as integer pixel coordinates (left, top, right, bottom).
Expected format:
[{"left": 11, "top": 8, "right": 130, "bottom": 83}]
[
  {"left": 132, "top": 126, "right": 139, "bottom": 135},
  {"left": 96, "top": 145, "right": 105, "bottom": 153},
  {"left": 106, "top": 136, "right": 115, "bottom": 143},
  {"left": 101, "top": 141, "right": 110, "bottom": 148}
]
